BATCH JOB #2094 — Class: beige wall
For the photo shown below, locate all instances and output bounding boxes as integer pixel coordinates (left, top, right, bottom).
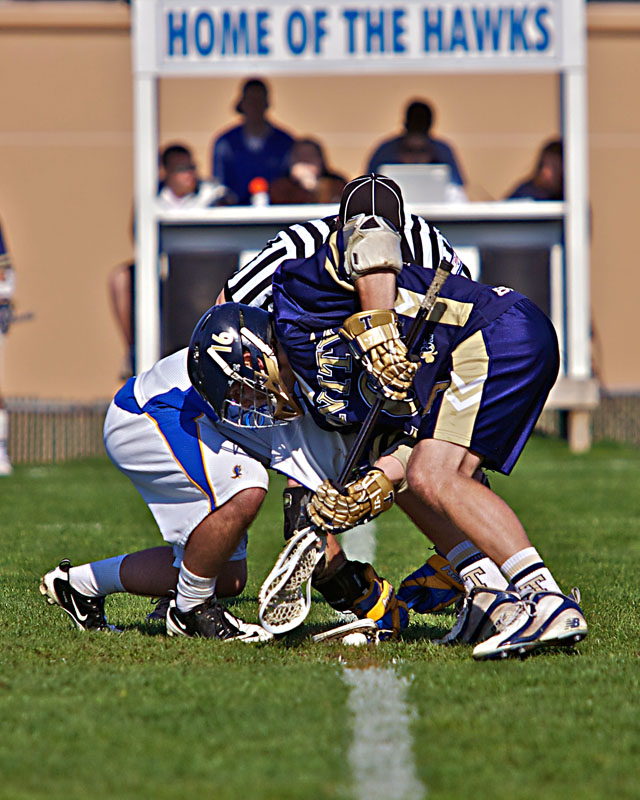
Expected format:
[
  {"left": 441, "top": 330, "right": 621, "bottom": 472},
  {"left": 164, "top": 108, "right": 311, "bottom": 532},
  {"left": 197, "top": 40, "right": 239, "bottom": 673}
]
[{"left": 0, "top": 2, "right": 637, "bottom": 400}]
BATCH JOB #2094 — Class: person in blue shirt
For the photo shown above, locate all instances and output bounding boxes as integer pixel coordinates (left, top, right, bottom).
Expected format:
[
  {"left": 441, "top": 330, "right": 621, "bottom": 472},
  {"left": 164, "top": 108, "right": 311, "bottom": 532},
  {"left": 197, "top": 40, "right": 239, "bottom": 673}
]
[
  {"left": 366, "top": 100, "right": 466, "bottom": 187},
  {"left": 211, "top": 78, "right": 295, "bottom": 205}
]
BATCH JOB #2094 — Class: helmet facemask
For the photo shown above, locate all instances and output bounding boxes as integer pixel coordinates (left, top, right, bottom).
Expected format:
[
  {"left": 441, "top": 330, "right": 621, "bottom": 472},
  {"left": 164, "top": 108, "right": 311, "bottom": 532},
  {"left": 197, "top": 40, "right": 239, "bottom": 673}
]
[{"left": 205, "top": 323, "right": 302, "bottom": 428}]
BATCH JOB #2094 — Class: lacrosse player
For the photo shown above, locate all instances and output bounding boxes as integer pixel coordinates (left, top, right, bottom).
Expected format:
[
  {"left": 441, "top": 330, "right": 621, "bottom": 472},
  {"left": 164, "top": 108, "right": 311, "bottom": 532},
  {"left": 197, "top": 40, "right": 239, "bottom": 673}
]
[
  {"left": 40, "top": 304, "right": 420, "bottom": 640},
  {"left": 220, "top": 175, "right": 476, "bottom": 630},
  {"left": 268, "top": 181, "right": 588, "bottom": 660}
]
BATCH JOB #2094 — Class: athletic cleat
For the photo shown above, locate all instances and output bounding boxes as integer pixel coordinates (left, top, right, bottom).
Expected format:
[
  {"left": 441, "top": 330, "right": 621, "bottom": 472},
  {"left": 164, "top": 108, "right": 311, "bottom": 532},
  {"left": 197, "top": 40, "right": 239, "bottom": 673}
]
[
  {"left": 312, "top": 618, "right": 386, "bottom": 645},
  {"left": 472, "top": 589, "right": 588, "bottom": 660},
  {"left": 258, "top": 527, "right": 326, "bottom": 634},
  {"left": 39, "top": 559, "right": 119, "bottom": 632},
  {"left": 147, "top": 596, "right": 170, "bottom": 622},
  {"left": 166, "top": 596, "right": 273, "bottom": 642},
  {"left": 398, "top": 554, "right": 463, "bottom": 614},
  {"left": 434, "top": 587, "right": 521, "bottom": 645}
]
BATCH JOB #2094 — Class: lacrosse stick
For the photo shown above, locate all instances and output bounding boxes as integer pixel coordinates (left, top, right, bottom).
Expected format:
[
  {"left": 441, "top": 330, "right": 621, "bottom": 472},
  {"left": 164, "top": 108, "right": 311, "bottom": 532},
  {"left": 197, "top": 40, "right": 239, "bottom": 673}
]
[{"left": 258, "top": 258, "right": 454, "bottom": 635}]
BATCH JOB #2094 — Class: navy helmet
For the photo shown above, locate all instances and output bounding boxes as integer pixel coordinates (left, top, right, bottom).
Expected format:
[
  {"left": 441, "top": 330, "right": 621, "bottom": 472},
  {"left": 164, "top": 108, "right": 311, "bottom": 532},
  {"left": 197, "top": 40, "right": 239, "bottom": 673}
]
[{"left": 188, "top": 303, "right": 302, "bottom": 427}]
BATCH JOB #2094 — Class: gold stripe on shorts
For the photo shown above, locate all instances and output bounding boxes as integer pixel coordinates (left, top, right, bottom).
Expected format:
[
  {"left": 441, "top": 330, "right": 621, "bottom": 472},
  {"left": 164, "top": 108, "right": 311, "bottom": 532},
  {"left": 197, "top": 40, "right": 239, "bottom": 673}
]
[{"left": 433, "top": 330, "right": 489, "bottom": 447}]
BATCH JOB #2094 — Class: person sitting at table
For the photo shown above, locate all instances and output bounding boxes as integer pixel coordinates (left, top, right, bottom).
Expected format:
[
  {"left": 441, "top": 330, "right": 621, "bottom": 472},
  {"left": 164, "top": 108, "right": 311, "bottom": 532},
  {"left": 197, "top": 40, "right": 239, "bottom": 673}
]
[
  {"left": 109, "top": 143, "right": 228, "bottom": 377},
  {"left": 211, "top": 78, "right": 295, "bottom": 205},
  {"left": 506, "top": 139, "right": 563, "bottom": 201},
  {"left": 269, "top": 138, "right": 347, "bottom": 205},
  {"left": 366, "top": 99, "right": 466, "bottom": 187}
]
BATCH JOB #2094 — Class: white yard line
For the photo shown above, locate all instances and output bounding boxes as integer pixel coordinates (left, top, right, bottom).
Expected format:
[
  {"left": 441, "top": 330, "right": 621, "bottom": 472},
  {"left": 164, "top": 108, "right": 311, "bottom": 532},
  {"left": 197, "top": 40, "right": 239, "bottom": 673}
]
[
  {"left": 342, "top": 666, "right": 426, "bottom": 800},
  {"left": 341, "top": 520, "right": 377, "bottom": 564}
]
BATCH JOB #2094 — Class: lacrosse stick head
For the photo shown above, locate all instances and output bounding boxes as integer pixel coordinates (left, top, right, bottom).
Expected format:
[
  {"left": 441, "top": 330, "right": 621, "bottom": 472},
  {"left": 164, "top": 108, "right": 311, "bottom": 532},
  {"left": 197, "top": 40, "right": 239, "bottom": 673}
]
[
  {"left": 188, "top": 302, "right": 302, "bottom": 428},
  {"left": 258, "top": 528, "right": 326, "bottom": 634}
]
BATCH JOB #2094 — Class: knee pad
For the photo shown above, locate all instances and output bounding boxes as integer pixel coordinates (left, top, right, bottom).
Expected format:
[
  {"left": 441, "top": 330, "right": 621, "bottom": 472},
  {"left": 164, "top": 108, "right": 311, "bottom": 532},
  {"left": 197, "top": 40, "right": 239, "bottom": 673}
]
[{"left": 313, "top": 560, "right": 408, "bottom": 639}]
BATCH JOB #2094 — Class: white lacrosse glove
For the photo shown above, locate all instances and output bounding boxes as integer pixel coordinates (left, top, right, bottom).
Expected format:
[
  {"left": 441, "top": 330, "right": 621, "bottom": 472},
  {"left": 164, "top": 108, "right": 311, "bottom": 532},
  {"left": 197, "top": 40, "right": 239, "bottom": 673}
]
[
  {"left": 342, "top": 214, "right": 403, "bottom": 279},
  {"left": 341, "top": 309, "right": 418, "bottom": 401},
  {"left": 308, "top": 469, "right": 394, "bottom": 534}
]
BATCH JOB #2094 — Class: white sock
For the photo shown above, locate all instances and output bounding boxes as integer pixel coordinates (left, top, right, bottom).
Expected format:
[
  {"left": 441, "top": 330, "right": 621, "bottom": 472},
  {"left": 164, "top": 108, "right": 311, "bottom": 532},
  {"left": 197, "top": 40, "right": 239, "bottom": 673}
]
[
  {"left": 447, "top": 541, "right": 508, "bottom": 592},
  {"left": 68, "top": 555, "right": 127, "bottom": 597},
  {"left": 500, "top": 547, "right": 561, "bottom": 594},
  {"left": 176, "top": 564, "right": 217, "bottom": 613}
]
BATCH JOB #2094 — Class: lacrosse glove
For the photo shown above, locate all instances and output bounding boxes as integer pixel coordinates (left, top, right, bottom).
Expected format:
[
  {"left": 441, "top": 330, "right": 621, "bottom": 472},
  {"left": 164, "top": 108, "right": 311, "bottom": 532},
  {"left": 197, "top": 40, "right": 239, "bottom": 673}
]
[
  {"left": 308, "top": 469, "right": 394, "bottom": 534},
  {"left": 341, "top": 309, "right": 418, "bottom": 401},
  {"left": 314, "top": 560, "right": 408, "bottom": 640},
  {"left": 398, "top": 553, "right": 464, "bottom": 614}
]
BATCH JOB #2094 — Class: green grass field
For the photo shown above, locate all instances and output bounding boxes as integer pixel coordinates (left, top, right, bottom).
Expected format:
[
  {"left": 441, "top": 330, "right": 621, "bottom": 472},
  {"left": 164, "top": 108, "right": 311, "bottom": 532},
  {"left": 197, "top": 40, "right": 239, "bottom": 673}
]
[{"left": 1, "top": 435, "right": 639, "bottom": 800}]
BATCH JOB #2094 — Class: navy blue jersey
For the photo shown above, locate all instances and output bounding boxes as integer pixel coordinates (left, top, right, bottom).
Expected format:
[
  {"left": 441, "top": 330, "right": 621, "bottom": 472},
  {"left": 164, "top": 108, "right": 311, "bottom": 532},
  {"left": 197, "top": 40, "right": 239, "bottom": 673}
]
[{"left": 273, "top": 230, "right": 523, "bottom": 436}]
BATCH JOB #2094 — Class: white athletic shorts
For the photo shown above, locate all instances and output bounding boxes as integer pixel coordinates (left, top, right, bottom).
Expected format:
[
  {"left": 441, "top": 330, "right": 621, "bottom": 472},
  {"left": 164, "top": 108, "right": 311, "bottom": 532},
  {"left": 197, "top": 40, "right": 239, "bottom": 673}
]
[{"left": 103, "top": 401, "right": 269, "bottom": 559}]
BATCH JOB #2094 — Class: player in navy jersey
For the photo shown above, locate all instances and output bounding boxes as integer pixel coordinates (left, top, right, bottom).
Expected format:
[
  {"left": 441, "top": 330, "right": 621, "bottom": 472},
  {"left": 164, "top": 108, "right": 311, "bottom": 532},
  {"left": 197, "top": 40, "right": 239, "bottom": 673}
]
[{"left": 269, "top": 198, "right": 588, "bottom": 659}]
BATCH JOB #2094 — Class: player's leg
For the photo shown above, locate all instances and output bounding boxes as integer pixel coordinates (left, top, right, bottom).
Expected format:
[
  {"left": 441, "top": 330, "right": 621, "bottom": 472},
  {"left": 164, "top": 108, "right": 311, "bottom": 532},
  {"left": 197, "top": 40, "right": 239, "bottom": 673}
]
[
  {"left": 406, "top": 300, "right": 587, "bottom": 656},
  {"left": 41, "top": 396, "right": 270, "bottom": 639}
]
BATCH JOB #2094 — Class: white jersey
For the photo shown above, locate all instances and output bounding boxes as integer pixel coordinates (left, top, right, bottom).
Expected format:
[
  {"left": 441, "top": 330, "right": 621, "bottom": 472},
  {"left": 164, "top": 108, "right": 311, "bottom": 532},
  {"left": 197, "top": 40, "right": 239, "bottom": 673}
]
[
  {"left": 223, "top": 213, "right": 469, "bottom": 312},
  {"left": 104, "top": 348, "right": 352, "bottom": 551}
]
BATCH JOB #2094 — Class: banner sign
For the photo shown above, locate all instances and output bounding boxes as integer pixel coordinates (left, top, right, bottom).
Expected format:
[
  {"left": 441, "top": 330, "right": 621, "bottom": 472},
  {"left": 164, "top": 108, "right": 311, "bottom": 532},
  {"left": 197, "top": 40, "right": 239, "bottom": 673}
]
[{"left": 138, "top": 0, "right": 581, "bottom": 75}]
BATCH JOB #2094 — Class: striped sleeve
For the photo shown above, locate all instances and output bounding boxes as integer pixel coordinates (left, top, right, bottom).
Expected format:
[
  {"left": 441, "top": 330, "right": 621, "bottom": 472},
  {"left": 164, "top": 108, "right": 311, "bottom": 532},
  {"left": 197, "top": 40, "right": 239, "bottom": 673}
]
[
  {"left": 224, "top": 217, "right": 334, "bottom": 310},
  {"left": 403, "top": 213, "right": 471, "bottom": 279}
]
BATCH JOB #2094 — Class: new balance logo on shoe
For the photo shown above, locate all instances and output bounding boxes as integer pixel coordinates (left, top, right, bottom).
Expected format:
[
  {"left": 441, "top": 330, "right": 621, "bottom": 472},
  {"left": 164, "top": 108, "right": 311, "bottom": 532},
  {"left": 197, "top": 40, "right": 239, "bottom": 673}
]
[{"left": 472, "top": 590, "right": 588, "bottom": 660}]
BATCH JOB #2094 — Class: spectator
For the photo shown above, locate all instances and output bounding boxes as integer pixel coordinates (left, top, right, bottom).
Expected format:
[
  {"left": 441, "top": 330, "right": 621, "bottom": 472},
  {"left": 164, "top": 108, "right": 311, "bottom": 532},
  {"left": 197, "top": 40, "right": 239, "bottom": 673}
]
[
  {"left": 109, "top": 143, "right": 227, "bottom": 377},
  {"left": 506, "top": 139, "right": 563, "bottom": 200},
  {"left": 0, "top": 217, "right": 16, "bottom": 475},
  {"left": 366, "top": 99, "right": 466, "bottom": 186},
  {"left": 269, "top": 138, "right": 347, "bottom": 205},
  {"left": 211, "top": 78, "right": 295, "bottom": 205}
]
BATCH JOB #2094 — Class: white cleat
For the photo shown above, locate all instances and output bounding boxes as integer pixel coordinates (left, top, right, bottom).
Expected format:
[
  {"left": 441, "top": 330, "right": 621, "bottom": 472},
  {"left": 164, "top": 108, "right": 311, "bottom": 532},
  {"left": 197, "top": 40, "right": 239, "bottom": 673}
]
[
  {"left": 258, "top": 527, "right": 326, "bottom": 635},
  {"left": 472, "top": 589, "right": 588, "bottom": 661},
  {"left": 434, "top": 587, "right": 521, "bottom": 645}
]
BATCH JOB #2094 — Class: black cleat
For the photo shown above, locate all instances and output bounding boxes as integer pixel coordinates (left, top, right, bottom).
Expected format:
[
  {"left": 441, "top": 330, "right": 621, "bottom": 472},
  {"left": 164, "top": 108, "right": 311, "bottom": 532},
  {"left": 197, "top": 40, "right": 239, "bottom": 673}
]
[
  {"left": 166, "top": 596, "right": 272, "bottom": 642},
  {"left": 39, "top": 559, "right": 119, "bottom": 632}
]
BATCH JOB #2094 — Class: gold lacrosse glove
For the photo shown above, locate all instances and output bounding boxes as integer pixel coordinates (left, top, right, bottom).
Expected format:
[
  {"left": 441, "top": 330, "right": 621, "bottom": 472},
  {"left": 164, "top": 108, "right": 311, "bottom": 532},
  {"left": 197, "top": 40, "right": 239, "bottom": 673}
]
[
  {"left": 308, "top": 469, "right": 394, "bottom": 534},
  {"left": 341, "top": 309, "right": 418, "bottom": 401}
]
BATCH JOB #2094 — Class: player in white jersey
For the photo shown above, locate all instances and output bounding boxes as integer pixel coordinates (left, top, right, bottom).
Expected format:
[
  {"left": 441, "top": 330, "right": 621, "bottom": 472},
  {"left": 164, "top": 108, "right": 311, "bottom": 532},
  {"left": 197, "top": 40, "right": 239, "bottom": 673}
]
[{"left": 40, "top": 304, "right": 425, "bottom": 640}]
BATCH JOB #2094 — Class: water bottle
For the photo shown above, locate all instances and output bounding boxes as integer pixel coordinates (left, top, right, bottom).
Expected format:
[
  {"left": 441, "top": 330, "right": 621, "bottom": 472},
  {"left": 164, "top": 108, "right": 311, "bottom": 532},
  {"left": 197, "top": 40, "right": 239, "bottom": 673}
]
[{"left": 249, "top": 176, "right": 270, "bottom": 206}]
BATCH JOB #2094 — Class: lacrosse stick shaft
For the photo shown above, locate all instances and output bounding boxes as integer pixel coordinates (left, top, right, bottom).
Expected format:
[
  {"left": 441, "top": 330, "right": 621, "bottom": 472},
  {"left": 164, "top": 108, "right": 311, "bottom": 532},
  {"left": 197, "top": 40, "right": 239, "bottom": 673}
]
[{"left": 335, "top": 258, "right": 453, "bottom": 490}]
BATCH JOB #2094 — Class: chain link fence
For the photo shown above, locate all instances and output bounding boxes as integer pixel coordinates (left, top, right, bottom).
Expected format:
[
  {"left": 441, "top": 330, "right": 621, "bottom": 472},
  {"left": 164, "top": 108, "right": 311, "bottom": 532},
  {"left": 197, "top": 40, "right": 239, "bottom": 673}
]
[{"left": 4, "top": 392, "right": 640, "bottom": 465}]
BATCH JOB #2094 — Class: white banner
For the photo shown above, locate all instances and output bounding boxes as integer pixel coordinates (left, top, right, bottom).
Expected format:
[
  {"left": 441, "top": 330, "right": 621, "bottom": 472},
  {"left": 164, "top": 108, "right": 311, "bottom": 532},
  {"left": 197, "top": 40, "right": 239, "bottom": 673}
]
[{"left": 135, "top": 0, "right": 584, "bottom": 76}]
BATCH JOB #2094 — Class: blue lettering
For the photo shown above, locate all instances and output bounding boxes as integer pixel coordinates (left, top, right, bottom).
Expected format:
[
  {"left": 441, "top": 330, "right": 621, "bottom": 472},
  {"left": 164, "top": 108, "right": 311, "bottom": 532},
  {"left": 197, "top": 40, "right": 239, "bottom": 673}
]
[
  {"left": 534, "top": 6, "right": 551, "bottom": 52},
  {"left": 392, "top": 8, "right": 406, "bottom": 54},
  {"left": 510, "top": 7, "right": 529, "bottom": 52},
  {"left": 450, "top": 8, "right": 469, "bottom": 52},
  {"left": 314, "top": 9, "right": 328, "bottom": 54},
  {"left": 256, "top": 10, "right": 270, "bottom": 55},
  {"left": 342, "top": 9, "right": 359, "bottom": 54},
  {"left": 167, "top": 12, "right": 188, "bottom": 57},
  {"left": 423, "top": 9, "right": 443, "bottom": 53},
  {"left": 471, "top": 7, "right": 503, "bottom": 52},
  {"left": 221, "top": 11, "right": 250, "bottom": 55},
  {"left": 287, "top": 10, "right": 307, "bottom": 55},
  {"left": 366, "top": 9, "right": 385, "bottom": 53},
  {"left": 194, "top": 12, "right": 214, "bottom": 57}
]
